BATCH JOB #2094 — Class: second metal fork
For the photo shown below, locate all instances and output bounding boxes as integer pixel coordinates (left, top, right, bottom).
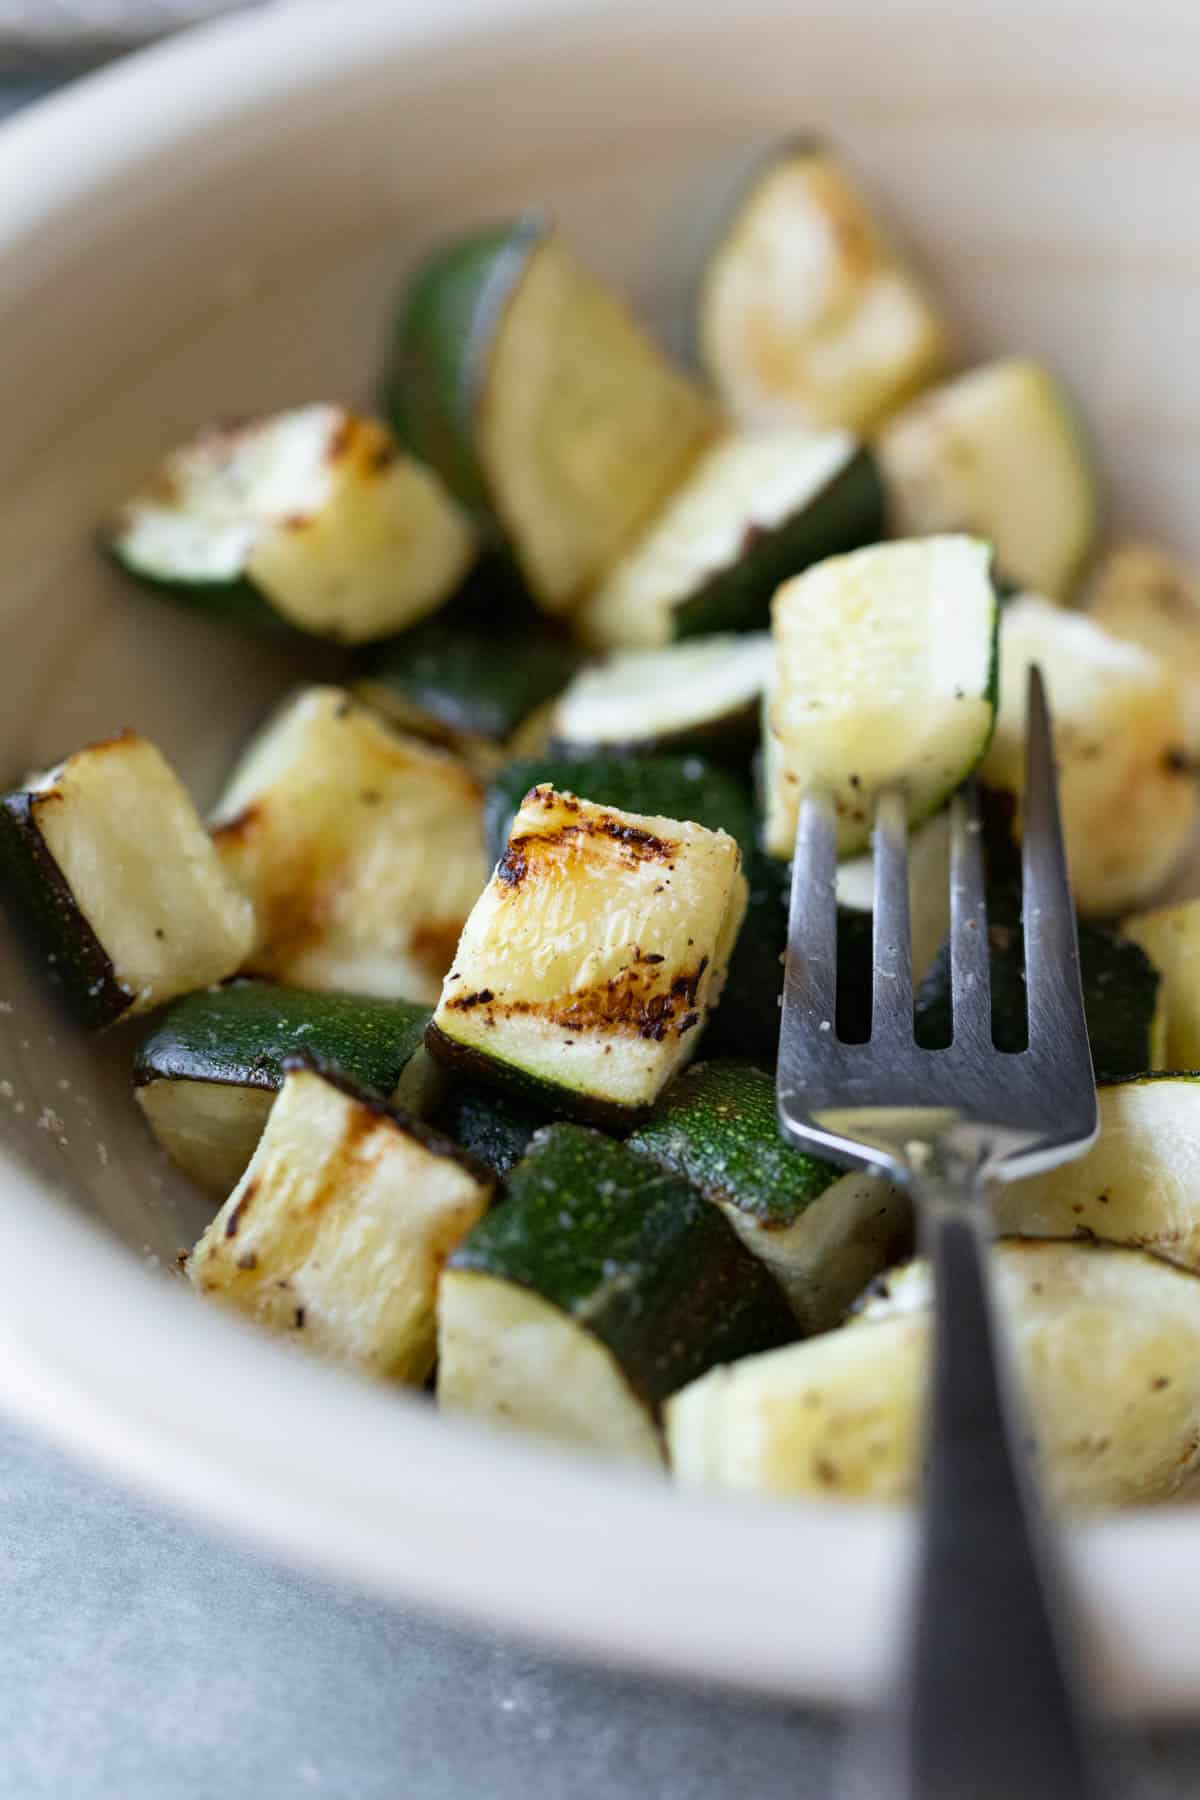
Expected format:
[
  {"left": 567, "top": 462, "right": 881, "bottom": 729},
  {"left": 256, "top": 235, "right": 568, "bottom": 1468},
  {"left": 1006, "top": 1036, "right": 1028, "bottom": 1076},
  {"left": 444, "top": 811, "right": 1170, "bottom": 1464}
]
[{"left": 778, "top": 668, "right": 1106, "bottom": 1799}]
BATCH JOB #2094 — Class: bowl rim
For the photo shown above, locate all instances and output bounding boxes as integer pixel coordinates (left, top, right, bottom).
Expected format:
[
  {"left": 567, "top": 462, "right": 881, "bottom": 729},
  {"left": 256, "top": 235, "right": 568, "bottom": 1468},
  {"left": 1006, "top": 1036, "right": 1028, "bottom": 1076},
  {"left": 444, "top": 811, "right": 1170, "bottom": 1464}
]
[{"left": 2, "top": 0, "right": 1199, "bottom": 1716}]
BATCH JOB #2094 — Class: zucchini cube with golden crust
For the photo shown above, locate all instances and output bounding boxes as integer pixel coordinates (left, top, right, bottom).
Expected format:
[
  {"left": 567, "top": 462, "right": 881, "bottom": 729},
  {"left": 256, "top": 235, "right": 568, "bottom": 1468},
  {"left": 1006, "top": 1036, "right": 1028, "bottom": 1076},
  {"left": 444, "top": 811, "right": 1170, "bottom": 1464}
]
[
  {"left": 427, "top": 786, "right": 747, "bottom": 1125},
  {"left": 188, "top": 1062, "right": 493, "bottom": 1383},
  {"left": 211, "top": 687, "right": 488, "bottom": 1003}
]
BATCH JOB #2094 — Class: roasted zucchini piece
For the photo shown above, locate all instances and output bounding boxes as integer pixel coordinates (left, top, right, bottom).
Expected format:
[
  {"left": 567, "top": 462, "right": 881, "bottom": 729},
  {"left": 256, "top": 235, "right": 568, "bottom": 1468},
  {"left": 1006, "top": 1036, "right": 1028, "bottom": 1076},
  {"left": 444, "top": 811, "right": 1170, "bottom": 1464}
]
[
  {"left": 668, "top": 1241, "right": 1200, "bottom": 1510},
  {"left": 915, "top": 882, "right": 1165, "bottom": 1079},
  {"left": 1084, "top": 542, "right": 1200, "bottom": 748},
  {"left": 134, "top": 981, "right": 431, "bottom": 1196},
  {"left": 106, "top": 407, "right": 476, "bottom": 642},
  {"left": 695, "top": 139, "right": 948, "bottom": 433},
  {"left": 546, "top": 634, "right": 774, "bottom": 760},
  {"left": 0, "top": 732, "right": 254, "bottom": 1028},
  {"left": 763, "top": 535, "right": 998, "bottom": 857},
  {"left": 189, "top": 1062, "right": 492, "bottom": 1383},
  {"left": 577, "top": 429, "right": 883, "bottom": 649},
  {"left": 835, "top": 810, "right": 952, "bottom": 985},
  {"left": 427, "top": 786, "right": 747, "bottom": 1126},
  {"left": 430, "top": 1080, "right": 548, "bottom": 1180},
  {"left": 876, "top": 357, "right": 1100, "bottom": 600},
  {"left": 482, "top": 753, "right": 757, "bottom": 873},
  {"left": 438, "top": 1123, "right": 794, "bottom": 1463},
  {"left": 211, "top": 687, "right": 487, "bottom": 1002},
  {"left": 628, "top": 1061, "right": 911, "bottom": 1330},
  {"left": 354, "top": 620, "right": 580, "bottom": 763},
  {"left": 1125, "top": 899, "right": 1200, "bottom": 1068},
  {"left": 385, "top": 215, "right": 714, "bottom": 614},
  {"left": 980, "top": 598, "right": 1197, "bottom": 915},
  {"left": 995, "top": 1077, "right": 1200, "bottom": 1270}
]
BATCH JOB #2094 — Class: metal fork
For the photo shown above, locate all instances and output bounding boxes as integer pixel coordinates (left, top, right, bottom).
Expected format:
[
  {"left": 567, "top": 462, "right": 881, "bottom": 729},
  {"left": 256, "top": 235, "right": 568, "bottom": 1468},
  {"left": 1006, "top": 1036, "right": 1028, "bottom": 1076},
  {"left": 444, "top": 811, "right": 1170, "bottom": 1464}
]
[{"left": 778, "top": 668, "right": 1106, "bottom": 1800}]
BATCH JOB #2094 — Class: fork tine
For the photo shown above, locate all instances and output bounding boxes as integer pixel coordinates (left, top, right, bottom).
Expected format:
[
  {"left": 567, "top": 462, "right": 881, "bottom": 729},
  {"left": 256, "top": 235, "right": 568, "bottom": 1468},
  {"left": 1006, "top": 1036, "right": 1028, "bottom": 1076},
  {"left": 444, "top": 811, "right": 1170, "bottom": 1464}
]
[
  {"left": 871, "top": 789, "right": 913, "bottom": 1041},
  {"left": 1022, "top": 665, "right": 1090, "bottom": 1052},
  {"left": 949, "top": 783, "right": 991, "bottom": 1049},
  {"left": 782, "top": 791, "right": 838, "bottom": 1032}
]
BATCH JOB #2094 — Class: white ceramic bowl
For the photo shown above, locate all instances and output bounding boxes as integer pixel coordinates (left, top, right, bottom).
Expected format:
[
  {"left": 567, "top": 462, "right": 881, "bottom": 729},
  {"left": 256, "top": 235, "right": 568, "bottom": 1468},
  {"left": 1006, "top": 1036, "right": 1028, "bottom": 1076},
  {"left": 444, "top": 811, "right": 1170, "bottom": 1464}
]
[{"left": 2, "top": 0, "right": 1200, "bottom": 1716}]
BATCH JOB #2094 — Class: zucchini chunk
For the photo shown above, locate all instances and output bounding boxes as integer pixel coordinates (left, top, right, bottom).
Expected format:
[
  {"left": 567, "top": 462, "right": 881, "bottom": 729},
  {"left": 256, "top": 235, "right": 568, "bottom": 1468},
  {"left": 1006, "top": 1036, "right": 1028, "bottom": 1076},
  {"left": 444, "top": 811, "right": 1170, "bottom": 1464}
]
[
  {"left": 1084, "top": 542, "right": 1200, "bottom": 748},
  {"left": 875, "top": 357, "right": 1100, "bottom": 600},
  {"left": 1125, "top": 899, "right": 1200, "bottom": 1069},
  {"left": 915, "top": 882, "right": 1165, "bottom": 1078},
  {"left": 134, "top": 981, "right": 431, "bottom": 1196},
  {"left": 0, "top": 732, "right": 254, "bottom": 1028},
  {"left": 835, "top": 809, "right": 952, "bottom": 986},
  {"left": 667, "top": 1241, "right": 1200, "bottom": 1510},
  {"left": 107, "top": 407, "right": 476, "bottom": 643},
  {"left": 189, "top": 1063, "right": 492, "bottom": 1384},
  {"left": 979, "top": 598, "right": 1197, "bottom": 915},
  {"left": 427, "top": 786, "right": 747, "bottom": 1125},
  {"left": 355, "top": 620, "right": 580, "bottom": 763},
  {"left": 211, "top": 687, "right": 487, "bottom": 1003},
  {"left": 628, "top": 1061, "right": 911, "bottom": 1331},
  {"left": 703, "top": 850, "right": 790, "bottom": 1063},
  {"left": 763, "top": 535, "right": 998, "bottom": 857},
  {"left": 696, "top": 140, "right": 947, "bottom": 433},
  {"left": 438, "top": 1123, "right": 794, "bottom": 1462},
  {"left": 385, "top": 216, "right": 715, "bottom": 614},
  {"left": 577, "top": 429, "right": 883, "bottom": 649},
  {"left": 995, "top": 1077, "right": 1200, "bottom": 1270},
  {"left": 431, "top": 1080, "right": 548, "bottom": 1180},
  {"left": 547, "top": 634, "right": 774, "bottom": 759},
  {"left": 483, "top": 753, "right": 757, "bottom": 873}
]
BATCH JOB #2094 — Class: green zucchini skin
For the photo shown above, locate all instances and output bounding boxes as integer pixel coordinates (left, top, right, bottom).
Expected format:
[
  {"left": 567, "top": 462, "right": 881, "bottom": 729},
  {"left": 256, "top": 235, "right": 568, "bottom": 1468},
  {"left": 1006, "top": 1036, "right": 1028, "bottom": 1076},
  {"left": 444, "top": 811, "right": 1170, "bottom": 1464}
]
[
  {"left": 915, "top": 883, "right": 1162, "bottom": 1079},
  {"left": 424, "top": 1021, "right": 647, "bottom": 1132},
  {"left": 357, "top": 619, "right": 579, "bottom": 747},
  {"left": 670, "top": 445, "right": 884, "bottom": 640},
  {"left": 134, "top": 981, "right": 431, "bottom": 1096},
  {"left": 449, "top": 1123, "right": 794, "bottom": 1412},
  {"left": 705, "top": 851, "right": 788, "bottom": 1062},
  {"left": 431, "top": 1079, "right": 548, "bottom": 1178},
  {"left": 483, "top": 754, "right": 758, "bottom": 871},
  {"left": 0, "top": 791, "right": 132, "bottom": 1028},
  {"left": 381, "top": 214, "right": 547, "bottom": 522}
]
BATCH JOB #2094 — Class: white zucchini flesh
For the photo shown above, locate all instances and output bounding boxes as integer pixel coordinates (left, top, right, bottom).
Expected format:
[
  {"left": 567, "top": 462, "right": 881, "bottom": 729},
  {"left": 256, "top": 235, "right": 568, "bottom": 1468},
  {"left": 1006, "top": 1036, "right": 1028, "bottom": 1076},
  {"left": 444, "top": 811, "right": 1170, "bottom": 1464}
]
[
  {"left": 697, "top": 145, "right": 948, "bottom": 433},
  {"left": 980, "top": 598, "right": 1198, "bottom": 916},
  {"left": 437, "top": 1272, "right": 664, "bottom": 1466},
  {"left": 667, "top": 1241, "right": 1200, "bottom": 1510},
  {"left": 189, "top": 1066, "right": 492, "bottom": 1384},
  {"left": 1125, "top": 900, "right": 1200, "bottom": 1068},
  {"left": 211, "top": 687, "right": 488, "bottom": 1003},
  {"left": 1084, "top": 542, "right": 1200, "bottom": 751},
  {"left": 479, "top": 234, "right": 715, "bottom": 613},
  {"left": 995, "top": 1079, "right": 1200, "bottom": 1270},
  {"left": 763, "top": 535, "right": 996, "bottom": 858},
  {"left": 111, "top": 406, "right": 476, "bottom": 642},
  {"left": 835, "top": 808, "right": 951, "bottom": 983},
  {"left": 577, "top": 427, "right": 861, "bottom": 650},
  {"left": 875, "top": 357, "right": 1099, "bottom": 601},
  {"left": 430, "top": 786, "right": 747, "bottom": 1118},
  {"left": 548, "top": 634, "right": 774, "bottom": 751},
  {"left": 27, "top": 733, "right": 254, "bottom": 1016},
  {"left": 136, "top": 1079, "right": 273, "bottom": 1200}
]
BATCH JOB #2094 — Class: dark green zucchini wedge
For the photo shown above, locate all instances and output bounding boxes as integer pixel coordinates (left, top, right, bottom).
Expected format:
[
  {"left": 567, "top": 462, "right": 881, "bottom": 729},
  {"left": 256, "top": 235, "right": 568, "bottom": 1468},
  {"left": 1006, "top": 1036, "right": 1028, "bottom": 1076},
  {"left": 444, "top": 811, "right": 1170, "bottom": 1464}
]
[
  {"left": 189, "top": 1061, "right": 493, "bottom": 1383},
  {"left": 134, "top": 980, "right": 432, "bottom": 1195},
  {"left": 578, "top": 432, "right": 883, "bottom": 648},
  {"left": 546, "top": 634, "right": 772, "bottom": 761},
  {"left": 438, "top": 1123, "right": 794, "bottom": 1461},
  {"left": 0, "top": 732, "right": 254, "bottom": 1029},
  {"left": 628, "top": 1060, "right": 911, "bottom": 1329},
  {"left": 431, "top": 1079, "right": 549, "bottom": 1179}
]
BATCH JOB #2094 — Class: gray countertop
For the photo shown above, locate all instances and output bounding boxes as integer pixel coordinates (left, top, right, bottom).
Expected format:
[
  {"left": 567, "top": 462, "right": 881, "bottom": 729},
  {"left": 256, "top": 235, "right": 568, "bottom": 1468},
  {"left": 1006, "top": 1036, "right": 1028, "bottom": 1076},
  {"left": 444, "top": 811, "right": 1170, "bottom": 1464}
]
[{"left": 3, "top": 55, "right": 1200, "bottom": 1800}]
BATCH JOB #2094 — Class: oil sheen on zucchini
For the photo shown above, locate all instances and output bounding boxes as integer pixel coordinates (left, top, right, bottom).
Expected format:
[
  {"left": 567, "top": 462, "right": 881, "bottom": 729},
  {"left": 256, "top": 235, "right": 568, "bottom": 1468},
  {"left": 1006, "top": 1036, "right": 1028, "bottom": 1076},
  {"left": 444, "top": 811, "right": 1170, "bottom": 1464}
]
[
  {"left": 428, "top": 786, "right": 747, "bottom": 1125},
  {"left": 763, "top": 535, "right": 998, "bottom": 857},
  {"left": 628, "top": 1061, "right": 911, "bottom": 1330},
  {"left": 578, "top": 430, "right": 883, "bottom": 648},
  {"left": 438, "top": 1123, "right": 794, "bottom": 1462},
  {"left": 667, "top": 1242, "right": 1200, "bottom": 1510},
  {"left": 0, "top": 732, "right": 254, "bottom": 1028},
  {"left": 134, "top": 981, "right": 432, "bottom": 1196},
  {"left": 190, "top": 1062, "right": 493, "bottom": 1384},
  {"left": 107, "top": 406, "right": 476, "bottom": 642}
]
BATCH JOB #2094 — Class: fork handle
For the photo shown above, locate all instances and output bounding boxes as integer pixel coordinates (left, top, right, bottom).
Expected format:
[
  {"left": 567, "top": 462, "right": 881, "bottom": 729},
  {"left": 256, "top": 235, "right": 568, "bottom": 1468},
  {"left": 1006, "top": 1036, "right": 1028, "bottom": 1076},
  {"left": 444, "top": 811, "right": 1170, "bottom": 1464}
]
[{"left": 865, "top": 1201, "right": 1107, "bottom": 1800}]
